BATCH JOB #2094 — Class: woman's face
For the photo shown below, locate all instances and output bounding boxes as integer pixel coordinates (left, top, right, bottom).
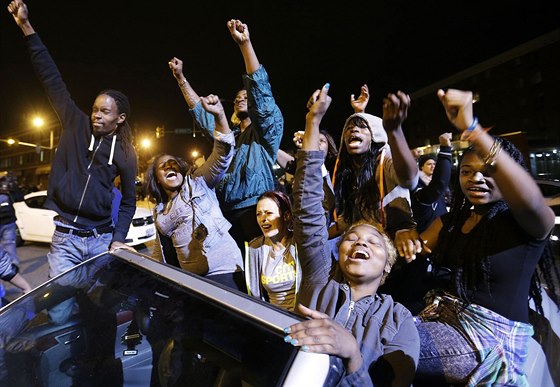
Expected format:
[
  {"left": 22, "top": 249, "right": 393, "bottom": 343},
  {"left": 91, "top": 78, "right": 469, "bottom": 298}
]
[
  {"left": 338, "top": 224, "right": 388, "bottom": 284},
  {"left": 343, "top": 122, "right": 371, "bottom": 155},
  {"left": 459, "top": 151, "right": 503, "bottom": 205},
  {"left": 256, "top": 197, "right": 287, "bottom": 240},
  {"left": 155, "top": 155, "right": 184, "bottom": 194}
]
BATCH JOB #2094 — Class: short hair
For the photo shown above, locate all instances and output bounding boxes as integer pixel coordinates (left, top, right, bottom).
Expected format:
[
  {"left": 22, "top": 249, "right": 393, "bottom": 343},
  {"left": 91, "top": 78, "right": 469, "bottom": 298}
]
[
  {"left": 339, "top": 221, "right": 397, "bottom": 285},
  {"left": 418, "top": 154, "right": 436, "bottom": 169}
]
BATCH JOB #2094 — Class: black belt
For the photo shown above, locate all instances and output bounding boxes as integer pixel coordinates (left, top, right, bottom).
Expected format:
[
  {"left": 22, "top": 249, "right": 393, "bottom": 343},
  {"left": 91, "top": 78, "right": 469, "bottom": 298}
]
[{"left": 55, "top": 225, "right": 113, "bottom": 237}]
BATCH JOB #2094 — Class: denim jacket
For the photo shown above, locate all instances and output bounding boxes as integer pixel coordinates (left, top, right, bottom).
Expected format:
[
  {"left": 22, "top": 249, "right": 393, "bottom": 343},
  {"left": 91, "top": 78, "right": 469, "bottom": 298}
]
[
  {"left": 152, "top": 131, "right": 242, "bottom": 275},
  {"left": 190, "top": 65, "right": 283, "bottom": 210},
  {"left": 292, "top": 150, "right": 419, "bottom": 387}
]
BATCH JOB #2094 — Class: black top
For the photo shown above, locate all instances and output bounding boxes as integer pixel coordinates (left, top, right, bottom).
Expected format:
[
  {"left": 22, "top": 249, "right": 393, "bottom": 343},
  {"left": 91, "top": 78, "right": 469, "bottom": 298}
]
[{"left": 441, "top": 210, "right": 545, "bottom": 322}]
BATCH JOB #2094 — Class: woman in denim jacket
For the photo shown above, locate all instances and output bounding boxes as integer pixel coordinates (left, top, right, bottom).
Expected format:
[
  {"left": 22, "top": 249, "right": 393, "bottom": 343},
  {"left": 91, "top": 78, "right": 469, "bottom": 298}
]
[
  {"left": 284, "top": 85, "right": 419, "bottom": 386},
  {"left": 145, "top": 95, "right": 244, "bottom": 291}
]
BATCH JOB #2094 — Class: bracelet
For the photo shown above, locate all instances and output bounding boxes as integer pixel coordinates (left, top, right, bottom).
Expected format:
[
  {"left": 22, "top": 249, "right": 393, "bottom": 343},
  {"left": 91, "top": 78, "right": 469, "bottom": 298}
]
[
  {"left": 482, "top": 139, "right": 502, "bottom": 169},
  {"left": 460, "top": 117, "right": 478, "bottom": 140},
  {"left": 178, "top": 78, "right": 188, "bottom": 87},
  {"left": 462, "top": 125, "right": 492, "bottom": 142}
]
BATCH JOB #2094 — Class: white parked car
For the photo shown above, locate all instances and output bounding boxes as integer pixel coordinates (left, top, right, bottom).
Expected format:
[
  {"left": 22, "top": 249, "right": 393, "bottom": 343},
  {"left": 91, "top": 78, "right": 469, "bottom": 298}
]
[{"left": 13, "top": 190, "right": 156, "bottom": 247}]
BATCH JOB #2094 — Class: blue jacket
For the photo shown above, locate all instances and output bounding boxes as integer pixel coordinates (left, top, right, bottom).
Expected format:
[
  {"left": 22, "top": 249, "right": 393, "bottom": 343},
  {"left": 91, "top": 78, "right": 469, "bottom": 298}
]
[
  {"left": 292, "top": 150, "right": 419, "bottom": 387},
  {"left": 190, "top": 65, "right": 283, "bottom": 210}
]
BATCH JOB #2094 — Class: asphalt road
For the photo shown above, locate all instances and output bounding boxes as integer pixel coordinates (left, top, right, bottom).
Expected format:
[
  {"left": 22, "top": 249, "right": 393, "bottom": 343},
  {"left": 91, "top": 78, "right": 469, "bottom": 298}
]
[{"left": 2, "top": 240, "right": 154, "bottom": 305}]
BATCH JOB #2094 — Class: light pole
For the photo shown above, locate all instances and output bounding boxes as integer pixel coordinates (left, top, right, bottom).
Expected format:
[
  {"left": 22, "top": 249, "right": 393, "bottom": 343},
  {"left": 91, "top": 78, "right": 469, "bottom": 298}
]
[{"left": 32, "top": 115, "right": 54, "bottom": 150}]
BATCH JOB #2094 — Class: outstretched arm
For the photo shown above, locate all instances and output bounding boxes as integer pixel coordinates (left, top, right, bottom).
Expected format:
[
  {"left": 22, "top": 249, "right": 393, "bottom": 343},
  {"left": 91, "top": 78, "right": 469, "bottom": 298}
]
[
  {"left": 276, "top": 148, "right": 295, "bottom": 171},
  {"left": 350, "top": 84, "right": 370, "bottom": 113},
  {"left": 195, "top": 95, "right": 234, "bottom": 188},
  {"left": 438, "top": 89, "right": 554, "bottom": 239},
  {"left": 414, "top": 133, "right": 453, "bottom": 205},
  {"left": 383, "top": 91, "right": 419, "bottom": 189},
  {"left": 8, "top": 0, "right": 35, "bottom": 36},
  {"left": 228, "top": 19, "right": 260, "bottom": 75},
  {"left": 168, "top": 57, "right": 201, "bottom": 109}
]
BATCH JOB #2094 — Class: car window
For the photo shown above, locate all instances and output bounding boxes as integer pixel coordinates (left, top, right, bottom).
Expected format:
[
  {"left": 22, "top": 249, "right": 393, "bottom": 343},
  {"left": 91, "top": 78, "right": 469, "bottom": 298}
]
[
  {"left": 25, "top": 195, "right": 47, "bottom": 209},
  {"left": 0, "top": 253, "right": 332, "bottom": 386}
]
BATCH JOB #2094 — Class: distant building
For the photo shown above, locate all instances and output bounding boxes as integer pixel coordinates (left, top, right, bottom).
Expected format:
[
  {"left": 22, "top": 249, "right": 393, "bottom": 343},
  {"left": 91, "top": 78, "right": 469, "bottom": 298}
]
[{"left": 407, "top": 29, "right": 560, "bottom": 179}]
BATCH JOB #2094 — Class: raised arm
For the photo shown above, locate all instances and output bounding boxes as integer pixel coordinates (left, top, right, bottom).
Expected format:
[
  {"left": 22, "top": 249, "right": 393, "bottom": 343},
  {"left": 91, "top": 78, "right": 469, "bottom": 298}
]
[
  {"left": 350, "top": 84, "right": 370, "bottom": 114},
  {"left": 276, "top": 149, "right": 295, "bottom": 171},
  {"left": 292, "top": 84, "right": 333, "bottom": 305},
  {"left": 194, "top": 95, "right": 234, "bottom": 188},
  {"left": 168, "top": 57, "right": 201, "bottom": 109},
  {"left": 228, "top": 19, "right": 260, "bottom": 75},
  {"left": 383, "top": 91, "right": 419, "bottom": 189},
  {"left": 8, "top": 0, "right": 35, "bottom": 36},
  {"left": 413, "top": 133, "right": 453, "bottom": 205},
  {"left": 437, "top": 88, "right": 554, "bottom": 239}
]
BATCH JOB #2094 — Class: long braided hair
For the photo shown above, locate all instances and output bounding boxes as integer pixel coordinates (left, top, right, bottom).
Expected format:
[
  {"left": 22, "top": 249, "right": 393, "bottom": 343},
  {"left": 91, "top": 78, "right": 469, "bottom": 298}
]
[
  {"left": 433, "top": 136, "right": 560, "bottom": 315},
  {"left": 333, "top": 116, "right": 383, "bottom": 225},
  {"left": 98, "top": 89, "right": 134, "bottom": 160}
]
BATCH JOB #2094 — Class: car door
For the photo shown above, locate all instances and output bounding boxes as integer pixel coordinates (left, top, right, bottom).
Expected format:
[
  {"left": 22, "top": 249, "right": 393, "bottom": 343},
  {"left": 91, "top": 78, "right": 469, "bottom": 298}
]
[{"left": 18, "top": 193, "right": 56, "bottom": 242}]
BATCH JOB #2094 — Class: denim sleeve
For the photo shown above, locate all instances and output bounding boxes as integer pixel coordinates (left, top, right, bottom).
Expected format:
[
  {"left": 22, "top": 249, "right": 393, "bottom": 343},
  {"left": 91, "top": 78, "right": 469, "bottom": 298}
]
[
  {"left": 243, "top": 65, "right": 283, "bottom": 159},
  {"left": 193, "top": 130, "right": 235, "bottom": 188},
  {"left": 292, "top": 150, "right": 333, "bottom": 307},
  {"left": 190, "top": 101, "right": 216, "bottom": 139}
]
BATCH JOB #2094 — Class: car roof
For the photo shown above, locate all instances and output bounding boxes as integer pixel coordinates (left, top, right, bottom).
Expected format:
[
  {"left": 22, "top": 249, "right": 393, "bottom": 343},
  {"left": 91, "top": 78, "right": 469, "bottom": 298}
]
[{"left": 0, "top": 249, "right": 332, "bottom": 386}]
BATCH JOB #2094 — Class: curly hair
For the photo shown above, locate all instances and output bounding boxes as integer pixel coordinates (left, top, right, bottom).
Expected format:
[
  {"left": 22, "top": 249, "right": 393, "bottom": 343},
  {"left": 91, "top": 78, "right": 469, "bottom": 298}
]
[
  {"left": 433, "top": 136, "right": 560, "bottom": 315},
  {"left": 334, "top": 116, "right": 384, "bottom": 225},
  {"left": 144, "top": 154, "right": 193, "bottom": 204},
  {"left": 97, "top": 89, "right": 134, "bottom": 160}
]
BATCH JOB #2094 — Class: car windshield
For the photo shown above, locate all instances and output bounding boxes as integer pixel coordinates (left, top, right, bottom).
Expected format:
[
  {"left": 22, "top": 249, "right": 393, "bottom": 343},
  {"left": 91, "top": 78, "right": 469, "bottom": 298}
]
[{"left": 0, "top": 252, "right": 308, "bottom": 386}]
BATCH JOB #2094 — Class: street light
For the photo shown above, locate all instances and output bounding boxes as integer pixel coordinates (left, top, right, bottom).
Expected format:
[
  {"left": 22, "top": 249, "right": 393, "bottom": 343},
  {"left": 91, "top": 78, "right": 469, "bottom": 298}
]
[
  {"left": 32, "top": 115, "right": 54, "bottom": 150},
  {"left": 191, "top": 150, "right": 199, "bottom": 159},
  {"left": 140, "top": 138, "right": 151, "bottom": 150}
]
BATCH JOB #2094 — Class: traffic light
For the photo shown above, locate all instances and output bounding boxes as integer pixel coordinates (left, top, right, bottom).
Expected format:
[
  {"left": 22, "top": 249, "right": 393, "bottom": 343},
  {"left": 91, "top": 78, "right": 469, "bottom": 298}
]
[{"left": 155, "top": 126, "right": 165, "bottom": 139}]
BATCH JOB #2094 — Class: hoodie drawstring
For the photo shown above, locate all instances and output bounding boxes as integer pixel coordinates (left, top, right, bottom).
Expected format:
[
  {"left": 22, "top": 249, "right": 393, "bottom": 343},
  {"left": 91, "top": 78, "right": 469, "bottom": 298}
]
[
  {"left": 108, "top": 134, "right": 116, "bottom": 165},
  {"left": 88, "top": 133, "right": 117, "bottom": 165},
  {"left": 88, "top": 134, "right": 95, "bottom": 151}
]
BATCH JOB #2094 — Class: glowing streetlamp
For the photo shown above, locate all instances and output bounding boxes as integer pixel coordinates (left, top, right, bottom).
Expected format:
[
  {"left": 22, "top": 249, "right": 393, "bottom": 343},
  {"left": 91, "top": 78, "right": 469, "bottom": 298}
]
[
  {"left": 32, "top": 116, "right": 45, "bottom": 128},
  {"left": 140, "top": 138, "right": 152, "bottom": 150},
  {"left": 191, "top": 150, "right": 199, "bottom": 159},
  {"left": 32, "top": 115, "right": 53, "bottom": 150}
]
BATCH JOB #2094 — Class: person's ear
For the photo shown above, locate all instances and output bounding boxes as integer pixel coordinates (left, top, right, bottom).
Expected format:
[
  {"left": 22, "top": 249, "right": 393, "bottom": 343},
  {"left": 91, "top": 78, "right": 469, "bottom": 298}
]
[{"left": 118, "top": 113, "right": 126, "bottom": 124}]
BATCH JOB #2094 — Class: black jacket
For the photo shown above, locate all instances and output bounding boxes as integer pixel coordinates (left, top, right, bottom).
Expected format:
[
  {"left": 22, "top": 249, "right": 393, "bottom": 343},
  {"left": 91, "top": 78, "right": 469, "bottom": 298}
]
[{"left": 25, "top": 34, "right": 137, "bottom": 243}]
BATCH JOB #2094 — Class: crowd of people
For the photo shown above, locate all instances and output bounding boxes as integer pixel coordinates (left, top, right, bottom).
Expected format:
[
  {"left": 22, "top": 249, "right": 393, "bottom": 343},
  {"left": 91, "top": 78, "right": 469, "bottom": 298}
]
[{"left": 5, "top": 0, "right": 560, "bottom": 385}]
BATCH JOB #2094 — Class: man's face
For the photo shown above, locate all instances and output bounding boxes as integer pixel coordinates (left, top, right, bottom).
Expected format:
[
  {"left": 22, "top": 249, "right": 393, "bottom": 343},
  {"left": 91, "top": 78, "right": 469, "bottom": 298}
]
[
  {"left": 91, "top": 94, "right": 125, "bottom": 136},
  {"left": 421, "top": 159, "right": 436, "bottom": 176}
]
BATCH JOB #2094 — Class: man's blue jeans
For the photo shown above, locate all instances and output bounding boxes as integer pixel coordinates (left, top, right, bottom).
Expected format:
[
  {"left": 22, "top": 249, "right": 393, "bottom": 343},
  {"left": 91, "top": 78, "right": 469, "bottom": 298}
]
[
  {"left": 47, "top": 229, "right": 112, "bottom": 324},
  {"left": 0, "top": 222, "right": 18, "bottom": 265}
]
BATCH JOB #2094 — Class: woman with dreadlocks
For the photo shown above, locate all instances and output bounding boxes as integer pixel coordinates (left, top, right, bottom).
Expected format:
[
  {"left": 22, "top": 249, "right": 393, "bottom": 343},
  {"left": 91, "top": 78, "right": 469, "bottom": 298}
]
[
  {"left": 412, "top": 89, "right": 559, "bottom": 386},
  {"left": 329, "top": 85, "right": 422, "bottom": 261}
]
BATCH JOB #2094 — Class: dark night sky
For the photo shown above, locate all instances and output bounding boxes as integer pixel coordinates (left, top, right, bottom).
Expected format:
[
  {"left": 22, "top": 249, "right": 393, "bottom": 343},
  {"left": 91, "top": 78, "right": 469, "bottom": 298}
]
[{"left": 1, "top": 0, "right": 559, "bottom": 159}]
